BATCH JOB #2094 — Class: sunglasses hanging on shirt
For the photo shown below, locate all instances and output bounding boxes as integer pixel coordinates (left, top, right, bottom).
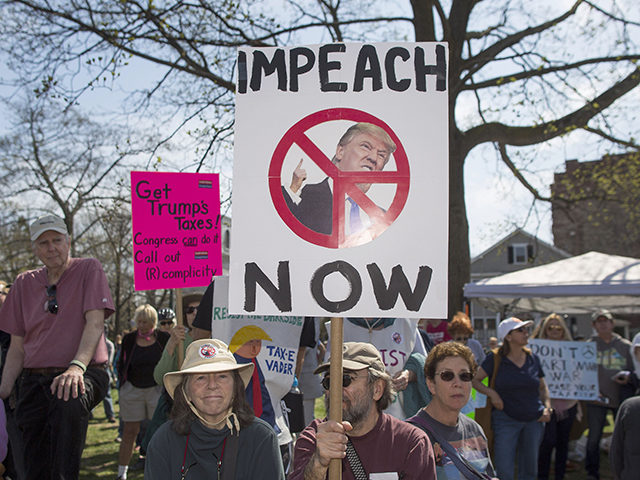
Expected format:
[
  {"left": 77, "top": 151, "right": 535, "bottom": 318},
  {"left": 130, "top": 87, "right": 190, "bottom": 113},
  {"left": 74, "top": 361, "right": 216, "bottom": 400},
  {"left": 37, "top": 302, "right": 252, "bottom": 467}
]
[{"left": 45, "top": 284, "right": 58, "bottom": 314}]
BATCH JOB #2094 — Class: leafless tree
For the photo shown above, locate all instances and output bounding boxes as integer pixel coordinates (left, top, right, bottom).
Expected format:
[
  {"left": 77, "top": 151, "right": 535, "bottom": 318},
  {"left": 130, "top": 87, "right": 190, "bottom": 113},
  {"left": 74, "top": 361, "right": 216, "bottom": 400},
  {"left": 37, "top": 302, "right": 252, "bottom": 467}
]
[
  {"left": 0, "top": 207, "right": 39, "bottom": 281},
  {"left": 2, "top": 0, "right": 639, "bottom": 315},
  {"left": 0, "top": 97, "right": 140, "bottom": 252}
]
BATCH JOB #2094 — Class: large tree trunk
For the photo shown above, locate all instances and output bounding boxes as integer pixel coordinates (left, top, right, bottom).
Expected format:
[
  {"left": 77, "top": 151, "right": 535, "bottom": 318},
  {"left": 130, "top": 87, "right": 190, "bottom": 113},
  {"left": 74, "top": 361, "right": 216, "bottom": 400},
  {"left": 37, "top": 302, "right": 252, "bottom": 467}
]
[
  {"left": 448, "top": 126, "right": 470, "bottom": 319},
  {"left": 411, "top": 0, "right": 472, "bottom": 319}
]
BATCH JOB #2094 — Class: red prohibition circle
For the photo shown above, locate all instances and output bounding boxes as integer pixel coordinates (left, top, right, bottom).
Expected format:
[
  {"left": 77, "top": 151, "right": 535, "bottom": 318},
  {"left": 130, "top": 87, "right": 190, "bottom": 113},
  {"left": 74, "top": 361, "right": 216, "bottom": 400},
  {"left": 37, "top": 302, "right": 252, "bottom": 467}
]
[{"left": 269, "top": 108, "right": 410, "bottom": 249}]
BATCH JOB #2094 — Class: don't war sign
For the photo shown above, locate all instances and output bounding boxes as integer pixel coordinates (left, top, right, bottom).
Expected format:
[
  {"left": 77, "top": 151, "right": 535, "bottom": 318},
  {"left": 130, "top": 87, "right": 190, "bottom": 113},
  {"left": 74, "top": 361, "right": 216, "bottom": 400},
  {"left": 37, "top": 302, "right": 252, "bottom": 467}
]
[
  {"left": 230, "top": 42, "right": 449, "bottom": 317},
  {"left": 529, "top": 339, "right": 599, "bottom": 401}
]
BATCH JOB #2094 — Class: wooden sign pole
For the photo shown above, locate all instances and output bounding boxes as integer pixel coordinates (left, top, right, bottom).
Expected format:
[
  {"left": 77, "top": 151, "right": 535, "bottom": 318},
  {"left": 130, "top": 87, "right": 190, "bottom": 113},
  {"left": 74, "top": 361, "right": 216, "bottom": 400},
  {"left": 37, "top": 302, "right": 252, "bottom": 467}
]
[
  {"left": 328, "top": 317, "right": 343, "bottom": 480},
  {"left": 175, "top": 289, "right": 184, "bottom": 368}
]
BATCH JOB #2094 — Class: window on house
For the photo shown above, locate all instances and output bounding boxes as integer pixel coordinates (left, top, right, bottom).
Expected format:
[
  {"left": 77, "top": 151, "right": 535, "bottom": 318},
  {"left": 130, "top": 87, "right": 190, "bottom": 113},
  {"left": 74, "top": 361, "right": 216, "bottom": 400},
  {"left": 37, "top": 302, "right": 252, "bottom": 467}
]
[
  {"left": 508, "top": 243, "right": 534, "bottom": 264},
  {"left": 223, "top": 230, "right": 230, "bottom": 251},
  {"left": 486, "top": 317, "right": 496, "bottom": 330}
]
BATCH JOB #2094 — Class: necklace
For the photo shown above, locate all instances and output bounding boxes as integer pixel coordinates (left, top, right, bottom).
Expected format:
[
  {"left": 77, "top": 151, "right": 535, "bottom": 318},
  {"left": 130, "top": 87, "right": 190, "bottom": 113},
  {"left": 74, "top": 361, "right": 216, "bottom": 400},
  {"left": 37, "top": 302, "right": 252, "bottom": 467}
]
[{"left": 137, "top": 329, "right": 154, "bottom": 342}]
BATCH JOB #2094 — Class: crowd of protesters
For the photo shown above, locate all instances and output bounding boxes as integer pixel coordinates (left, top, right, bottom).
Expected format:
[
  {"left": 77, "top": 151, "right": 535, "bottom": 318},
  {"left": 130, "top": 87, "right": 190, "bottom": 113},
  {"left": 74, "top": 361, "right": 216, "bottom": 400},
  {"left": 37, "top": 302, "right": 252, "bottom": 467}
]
[{"left": 0, "top": 215, "right": 637, "bottom": 480}]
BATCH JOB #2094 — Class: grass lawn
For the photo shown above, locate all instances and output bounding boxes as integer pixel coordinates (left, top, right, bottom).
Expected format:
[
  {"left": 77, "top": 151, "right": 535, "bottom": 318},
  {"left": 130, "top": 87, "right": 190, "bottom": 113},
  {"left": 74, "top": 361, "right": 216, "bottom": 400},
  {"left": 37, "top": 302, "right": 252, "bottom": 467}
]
[{"left": 80, "top": 389, "right": 144, "bottom": 480}]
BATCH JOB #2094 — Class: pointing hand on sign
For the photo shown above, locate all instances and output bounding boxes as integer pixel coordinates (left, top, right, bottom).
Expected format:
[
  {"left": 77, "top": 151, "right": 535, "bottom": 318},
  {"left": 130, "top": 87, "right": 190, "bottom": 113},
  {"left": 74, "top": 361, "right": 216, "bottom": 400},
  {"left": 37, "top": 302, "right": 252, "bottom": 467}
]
[{"left": 290, "top": 159, "right": 307, "bottom": 194}]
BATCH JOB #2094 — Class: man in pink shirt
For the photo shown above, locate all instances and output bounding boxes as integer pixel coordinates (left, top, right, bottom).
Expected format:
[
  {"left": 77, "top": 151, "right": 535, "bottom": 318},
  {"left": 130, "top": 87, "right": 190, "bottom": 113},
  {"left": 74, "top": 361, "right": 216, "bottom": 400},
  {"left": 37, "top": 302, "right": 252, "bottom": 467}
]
[{"left": 0, "top": 214, "right": 114, "bottom": 480}]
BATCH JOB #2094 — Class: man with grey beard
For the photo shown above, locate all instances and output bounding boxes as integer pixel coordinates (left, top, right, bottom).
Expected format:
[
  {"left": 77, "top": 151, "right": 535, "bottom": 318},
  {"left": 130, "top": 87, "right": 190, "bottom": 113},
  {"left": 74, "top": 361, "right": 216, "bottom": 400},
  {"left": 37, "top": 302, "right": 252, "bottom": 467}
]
[{"left": 290, "top": 342, "right": 436, "bottom": 480}]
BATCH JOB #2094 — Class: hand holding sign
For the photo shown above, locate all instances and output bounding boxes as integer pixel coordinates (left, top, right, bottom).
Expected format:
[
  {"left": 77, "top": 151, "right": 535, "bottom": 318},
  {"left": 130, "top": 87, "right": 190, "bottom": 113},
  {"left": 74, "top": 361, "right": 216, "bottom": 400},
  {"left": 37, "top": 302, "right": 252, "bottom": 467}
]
[{"left": 313, "top": 419, "right": 353, "bottom": 467}]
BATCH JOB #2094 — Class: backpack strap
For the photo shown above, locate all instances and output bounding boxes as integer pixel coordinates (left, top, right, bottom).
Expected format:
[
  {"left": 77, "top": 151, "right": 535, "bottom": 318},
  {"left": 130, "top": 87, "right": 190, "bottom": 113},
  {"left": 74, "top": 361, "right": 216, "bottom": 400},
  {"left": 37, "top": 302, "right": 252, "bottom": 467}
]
[
  {"left": 345, "top": 438, "right": 368, "bottom": 480},
  {"left": 489, "top": 349, "right": 502, "bottom": 390}
]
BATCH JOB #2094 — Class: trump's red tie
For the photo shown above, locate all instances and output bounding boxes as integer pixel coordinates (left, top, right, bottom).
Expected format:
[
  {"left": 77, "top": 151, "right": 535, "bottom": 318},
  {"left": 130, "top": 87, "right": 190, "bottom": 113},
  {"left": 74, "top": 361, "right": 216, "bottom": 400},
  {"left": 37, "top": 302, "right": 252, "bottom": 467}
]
[{"left": 251, "top": 358, "right": 263, "bottom": 418}]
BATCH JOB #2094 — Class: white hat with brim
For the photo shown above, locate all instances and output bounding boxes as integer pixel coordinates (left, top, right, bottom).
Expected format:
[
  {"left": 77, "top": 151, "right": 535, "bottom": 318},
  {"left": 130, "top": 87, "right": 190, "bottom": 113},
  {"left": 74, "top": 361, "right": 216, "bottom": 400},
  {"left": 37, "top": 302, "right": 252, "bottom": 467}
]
[
  {"left": 497, "top": 317, "right": 534, "bottom": 342},
  {"left": 163, "top": 339, "right": 254, "bottom": 399}
]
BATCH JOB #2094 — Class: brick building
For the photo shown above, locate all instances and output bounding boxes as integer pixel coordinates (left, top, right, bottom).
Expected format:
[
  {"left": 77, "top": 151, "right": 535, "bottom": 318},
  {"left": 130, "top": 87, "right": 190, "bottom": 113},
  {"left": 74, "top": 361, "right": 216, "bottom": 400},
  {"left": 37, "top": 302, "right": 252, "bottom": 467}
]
[{"left": 551, "top": 154, "right": 640, "bottom": 258}]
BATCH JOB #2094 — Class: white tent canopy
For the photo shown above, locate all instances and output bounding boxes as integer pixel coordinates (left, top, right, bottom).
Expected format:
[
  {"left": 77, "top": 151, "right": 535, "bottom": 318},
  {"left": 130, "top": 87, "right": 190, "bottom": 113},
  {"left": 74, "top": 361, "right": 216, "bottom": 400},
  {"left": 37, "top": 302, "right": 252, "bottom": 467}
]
[{"left": 464, "top": 251, "right": 640, "bottom": 314}]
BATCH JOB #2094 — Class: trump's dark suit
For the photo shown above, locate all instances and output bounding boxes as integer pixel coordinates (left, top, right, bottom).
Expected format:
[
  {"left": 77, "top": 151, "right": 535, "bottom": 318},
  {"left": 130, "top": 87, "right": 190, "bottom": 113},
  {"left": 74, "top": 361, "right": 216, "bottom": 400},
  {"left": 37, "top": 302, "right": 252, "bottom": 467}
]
[{"left": 282, "top": 178, "right": 333, "bottom": 234}]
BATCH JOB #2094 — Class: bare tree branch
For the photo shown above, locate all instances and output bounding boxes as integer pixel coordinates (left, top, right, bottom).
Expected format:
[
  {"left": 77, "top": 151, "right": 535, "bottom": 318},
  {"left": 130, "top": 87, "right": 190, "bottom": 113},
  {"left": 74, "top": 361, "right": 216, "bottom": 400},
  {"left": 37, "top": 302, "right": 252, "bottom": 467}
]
[{"left": 462, "top": 66, "right": 640, "bottom": 156}]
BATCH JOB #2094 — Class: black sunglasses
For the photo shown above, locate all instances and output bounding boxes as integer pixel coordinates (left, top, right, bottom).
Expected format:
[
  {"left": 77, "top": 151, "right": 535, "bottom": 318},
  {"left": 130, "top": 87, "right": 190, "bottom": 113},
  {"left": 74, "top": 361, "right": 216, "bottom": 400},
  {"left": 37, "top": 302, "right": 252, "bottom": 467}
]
[
  {"left": 185, "top": 306, "right": 198, "bottom": 314},
  {"left": 46, "top": 285, "right": 58, "bottom": 314},
  {"left": 159, "top": 321, "right": 174, "bottom": 326},
  {"left": 321, "top": 373, "right": 359, "bottom": 391},
  {"left": 435, "top": 370, "right": 473, "bottom": 382}
]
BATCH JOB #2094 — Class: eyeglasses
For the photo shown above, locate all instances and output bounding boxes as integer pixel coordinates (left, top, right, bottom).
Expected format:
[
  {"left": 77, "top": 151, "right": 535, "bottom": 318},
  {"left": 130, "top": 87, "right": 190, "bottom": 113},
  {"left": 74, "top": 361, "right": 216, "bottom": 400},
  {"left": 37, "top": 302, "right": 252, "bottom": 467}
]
[
  {"left": 321, "top": 373, "right": 362, "bottom": 391},
  {"left": 435, "top": 370, "right": 473, "bottom": 382},
  {"left": 45, "top": 285, "right": 58, "bottom": 314},
  {"left": 159, "top": 321, "right": 174, "bottom": 326},
  {"left": 547, "top": 325, "right": 563, "bottom": 331},
  {"left": 454, "top": 336, "right": 469, "bottom": 342},
  {"left": 185, "top": 306, "right": 198, "bottom": 314}
]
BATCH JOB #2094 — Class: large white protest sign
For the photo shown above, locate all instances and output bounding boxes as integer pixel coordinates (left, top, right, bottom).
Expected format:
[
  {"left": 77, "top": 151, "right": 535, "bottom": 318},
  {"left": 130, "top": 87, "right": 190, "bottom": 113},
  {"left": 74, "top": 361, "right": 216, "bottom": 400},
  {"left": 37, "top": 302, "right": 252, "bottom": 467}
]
[
  {"left": 529, "top": 339, "right": 598, "bottom": 401},
  {"left": 230, "top": 42, "right": 449, "bottom": 317},
  {"left": 210, "top": 276, "right": 304, "bottom": 444}
]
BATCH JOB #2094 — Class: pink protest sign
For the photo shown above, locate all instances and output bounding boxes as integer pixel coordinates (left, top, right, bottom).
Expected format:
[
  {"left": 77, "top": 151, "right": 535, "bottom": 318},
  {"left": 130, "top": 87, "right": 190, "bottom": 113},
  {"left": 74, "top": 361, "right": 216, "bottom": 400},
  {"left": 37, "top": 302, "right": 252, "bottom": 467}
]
[{"left": 131, "top": 171, "right": 222, "bottom": 290}]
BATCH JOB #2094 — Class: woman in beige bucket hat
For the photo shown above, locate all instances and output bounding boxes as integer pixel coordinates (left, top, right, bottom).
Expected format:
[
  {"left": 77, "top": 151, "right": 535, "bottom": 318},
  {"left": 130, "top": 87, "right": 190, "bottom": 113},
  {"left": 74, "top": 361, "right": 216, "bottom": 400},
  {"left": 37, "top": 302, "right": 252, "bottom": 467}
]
[{"left": 144, "top": 339, "right": 285, "bottom": 479}]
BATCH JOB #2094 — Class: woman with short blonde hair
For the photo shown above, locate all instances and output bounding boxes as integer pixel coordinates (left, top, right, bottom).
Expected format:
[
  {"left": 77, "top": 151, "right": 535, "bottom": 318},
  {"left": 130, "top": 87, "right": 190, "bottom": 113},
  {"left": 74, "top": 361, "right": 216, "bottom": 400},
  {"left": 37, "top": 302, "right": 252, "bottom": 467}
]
[{"left": 116, "top": 304, "right": 170, "bottom": 480}]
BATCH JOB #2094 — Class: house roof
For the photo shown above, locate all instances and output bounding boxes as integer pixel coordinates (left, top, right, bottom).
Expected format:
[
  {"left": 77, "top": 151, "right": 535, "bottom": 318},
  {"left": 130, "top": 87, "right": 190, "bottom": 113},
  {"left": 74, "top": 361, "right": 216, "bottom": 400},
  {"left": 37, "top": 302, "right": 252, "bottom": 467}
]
[{"left": 471, "top": 228, "right": 570, "bottom": 264}]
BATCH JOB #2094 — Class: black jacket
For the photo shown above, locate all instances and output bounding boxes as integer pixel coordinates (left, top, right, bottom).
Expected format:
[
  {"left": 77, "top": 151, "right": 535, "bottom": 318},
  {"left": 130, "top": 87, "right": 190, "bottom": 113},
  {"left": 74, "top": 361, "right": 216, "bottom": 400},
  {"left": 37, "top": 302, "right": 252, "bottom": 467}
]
[{"left": 117, "top": 329, "right": 170, "bottom": 386}]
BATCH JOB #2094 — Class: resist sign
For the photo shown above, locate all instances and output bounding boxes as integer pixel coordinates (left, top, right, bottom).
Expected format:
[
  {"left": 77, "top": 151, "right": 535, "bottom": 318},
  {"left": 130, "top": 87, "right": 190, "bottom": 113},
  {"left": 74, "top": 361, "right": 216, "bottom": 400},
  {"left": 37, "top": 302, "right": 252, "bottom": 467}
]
[{"left": 131, "top": 171, "right": 222, "bottom": 290}]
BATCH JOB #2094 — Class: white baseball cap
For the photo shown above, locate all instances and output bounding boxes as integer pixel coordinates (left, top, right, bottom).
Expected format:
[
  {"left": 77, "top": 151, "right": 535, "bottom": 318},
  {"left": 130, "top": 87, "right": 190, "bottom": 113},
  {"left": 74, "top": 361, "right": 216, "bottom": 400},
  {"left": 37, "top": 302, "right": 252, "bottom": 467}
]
[
  {"left": 29, "top": 214, "right": 68, "bottom": 241},
  {"left": 497, "top": 317, "right": 534, "bottom": 342}
]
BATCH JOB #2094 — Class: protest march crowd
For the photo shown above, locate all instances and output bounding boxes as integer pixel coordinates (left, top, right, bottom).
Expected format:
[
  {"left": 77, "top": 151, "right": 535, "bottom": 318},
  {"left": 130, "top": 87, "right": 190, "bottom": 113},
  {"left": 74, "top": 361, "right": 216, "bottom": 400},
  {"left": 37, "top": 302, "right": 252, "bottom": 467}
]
[{"left": 0, "top": 214, "right": 638, "bottom": 480}]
